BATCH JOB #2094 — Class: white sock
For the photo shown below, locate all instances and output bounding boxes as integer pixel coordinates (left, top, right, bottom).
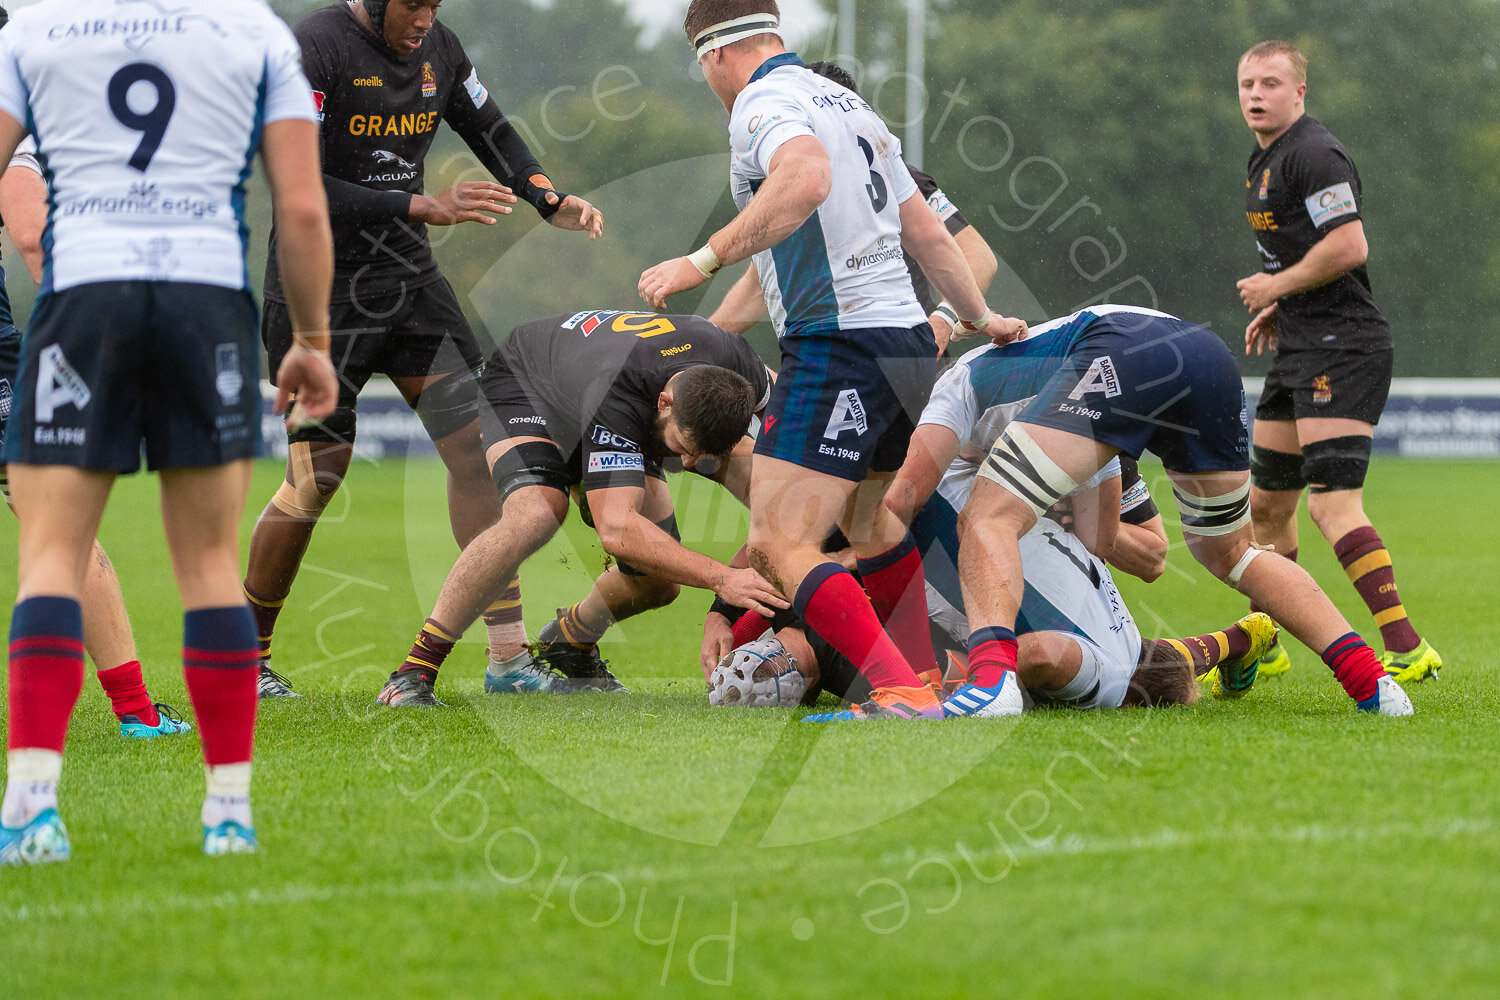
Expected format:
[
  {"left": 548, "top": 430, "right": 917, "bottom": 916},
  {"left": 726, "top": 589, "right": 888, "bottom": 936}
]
[
  {"left": 486, "top": 647, "right": 534, "bottom": 674},
  {"left": 202, "top": 762, "right": 253, "bottom": 829},
  {"left": 2, "top": 749, "right": 63, "bottom": 828}
]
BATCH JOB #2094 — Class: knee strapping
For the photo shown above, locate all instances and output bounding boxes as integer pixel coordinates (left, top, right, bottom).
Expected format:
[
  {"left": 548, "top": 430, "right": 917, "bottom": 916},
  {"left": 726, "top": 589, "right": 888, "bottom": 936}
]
[
  {"left": 1302, "top": 435, "right": 1373, "bottom": 494},
  {"left": 491, "top": 441, "right": 572, "bottom": 501},
  {"left": 270, "top": 442, "right": 337, "bottom": 519},
  {"left": 1173, "top": 480, "right": 1252, "bottom": 537},
  {"left": 1251, "top": 445, "right": 1305, "bottom": 492},
  {"left": 1224, "top": 546, "right": 1265, "bottom": 588},
  {"left": 415, "top": 371, "right": 481, "bottom": 442},
  {"left": 979, "top": 424, "right": 1081, "bottom": 516}
]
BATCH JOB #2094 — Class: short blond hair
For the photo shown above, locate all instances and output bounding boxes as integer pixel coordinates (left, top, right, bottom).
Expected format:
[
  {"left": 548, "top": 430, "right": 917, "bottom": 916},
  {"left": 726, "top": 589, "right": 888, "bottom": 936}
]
[{"left": 1240, "top": 40, "right": 1307, "bottom": 84}]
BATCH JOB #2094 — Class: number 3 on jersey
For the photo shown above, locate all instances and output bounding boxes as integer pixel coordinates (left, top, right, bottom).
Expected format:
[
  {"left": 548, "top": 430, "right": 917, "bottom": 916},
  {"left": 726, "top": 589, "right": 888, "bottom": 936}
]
[
  {"left": 856, "top": 136, "right": 888, "bottom": 213},
  {"left": 108, "top": 63, "right": 177, "bottom": 172}
]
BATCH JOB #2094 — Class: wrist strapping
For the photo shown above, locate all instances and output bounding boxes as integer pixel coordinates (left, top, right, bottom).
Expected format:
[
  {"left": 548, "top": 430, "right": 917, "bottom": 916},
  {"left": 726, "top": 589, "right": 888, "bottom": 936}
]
[{"left": 688, "top": 243, "right": 722, "bottom": 277}]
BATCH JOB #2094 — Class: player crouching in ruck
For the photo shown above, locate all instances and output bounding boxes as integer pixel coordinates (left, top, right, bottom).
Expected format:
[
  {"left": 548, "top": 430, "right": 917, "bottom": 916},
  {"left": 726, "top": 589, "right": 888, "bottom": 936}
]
[
  {"left": 377, "top": 312, "right": 787, "bottom": 707},
  {"left": 948, "top": 305, "right": 1414, "bottom": 717}
]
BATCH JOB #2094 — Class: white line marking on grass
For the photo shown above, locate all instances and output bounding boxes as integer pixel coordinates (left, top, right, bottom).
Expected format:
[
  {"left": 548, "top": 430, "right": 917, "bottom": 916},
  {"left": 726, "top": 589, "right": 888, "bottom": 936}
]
[{"left": 2, "top": 817, "right": 1490, "bottom": 924}]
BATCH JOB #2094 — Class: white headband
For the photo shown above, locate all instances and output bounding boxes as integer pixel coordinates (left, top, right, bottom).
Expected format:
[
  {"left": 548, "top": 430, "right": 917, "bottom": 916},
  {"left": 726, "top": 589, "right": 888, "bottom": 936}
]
[{"left": 693, "top": 12, "right": 782, "bottom": 58}]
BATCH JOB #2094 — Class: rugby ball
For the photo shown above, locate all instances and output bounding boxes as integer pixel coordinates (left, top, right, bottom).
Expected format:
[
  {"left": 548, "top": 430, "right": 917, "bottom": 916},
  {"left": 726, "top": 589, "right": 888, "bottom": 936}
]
[{"left": 708, "top": 637, "right": 807, "bottom": 708}]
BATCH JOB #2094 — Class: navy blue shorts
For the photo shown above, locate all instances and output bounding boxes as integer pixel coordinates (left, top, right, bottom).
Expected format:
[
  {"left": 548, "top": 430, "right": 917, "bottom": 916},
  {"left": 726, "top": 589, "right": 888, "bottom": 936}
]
[
  {"left": 755, "top": 324, "right": 938, "bottom": 481},
  {"left": 2, "top": 281, "right": 262, "bottom": 472},
  {"left": 0, "top": 323, "right": 19, "bottom": 446},
  {"left": 1018, "top": 314, "right": 1249, "bottom": 474}
]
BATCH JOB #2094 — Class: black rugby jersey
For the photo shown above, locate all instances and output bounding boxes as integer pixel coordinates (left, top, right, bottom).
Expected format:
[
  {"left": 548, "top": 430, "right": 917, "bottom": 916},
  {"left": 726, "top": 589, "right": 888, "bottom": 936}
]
[
  {"left": 904, "top": 165, "right": 970, "bottom": 315},
  {"left": 1244, "top": 115, "right": 1390, "bottom": 352},
  {"left": 498, "top": 312, "right": 770, "bottom": 492},
  {"left": 265, "top": 2, "right": 549, "bottom": 304}
]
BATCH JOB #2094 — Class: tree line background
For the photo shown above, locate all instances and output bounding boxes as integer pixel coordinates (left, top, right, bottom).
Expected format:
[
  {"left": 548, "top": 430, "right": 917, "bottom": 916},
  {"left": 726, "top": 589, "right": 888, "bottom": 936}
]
[{"left": 7, "top": 0, "right": 1495, "bottom": 376}]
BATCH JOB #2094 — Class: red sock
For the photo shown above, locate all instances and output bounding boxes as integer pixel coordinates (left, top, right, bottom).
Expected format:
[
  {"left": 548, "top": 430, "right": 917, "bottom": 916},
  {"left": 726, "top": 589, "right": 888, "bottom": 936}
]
[
  {"left": 7, "top": 597, "right": 86, "bottom": 753},
  {"left": 96, "top": 660, "right": 159, "bottom": 726},
  {"left": 1251, "top": 547, "right": 1295, "bottom": 615},
  {"left": 730, "top": 609, "right": 769, "bottom": 647},
  {"left": 968, "top": 626, "right": 1018, "bottom": 688},
  {"left": 1322, "top": 633, "right": 1383, "bottom": 703},
  {"left": 1333, "top": 527, "right": 1420, "bottom": 654},
  {"left": 183, "top": 607, "right": 259, "bottom": 766},
  {"left": 795, "top": 564, "right": 921, "bottom": 690},
  {"left": 857, "top": 535, "right": 939, "bottom": 677}
]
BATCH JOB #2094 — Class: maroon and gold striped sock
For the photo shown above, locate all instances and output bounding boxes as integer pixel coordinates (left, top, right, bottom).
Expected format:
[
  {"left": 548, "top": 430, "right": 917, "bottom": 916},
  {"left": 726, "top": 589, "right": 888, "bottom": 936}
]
[
  {"left": 401, "top": 619, "right": 459, "bottom": 678},
  {"left": 556, "top": 603, "right": 606, "bottom": 649},
  {"left": 1333, "top": 527, "right": 1420, "bottom": 654},
  {"left": 1156, "top": 622, "right": 1253, "bottom": 676}
]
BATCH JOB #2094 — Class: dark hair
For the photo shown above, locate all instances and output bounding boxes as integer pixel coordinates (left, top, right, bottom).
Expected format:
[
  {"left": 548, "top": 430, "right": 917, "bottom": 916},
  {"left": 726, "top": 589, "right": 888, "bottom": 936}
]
[
  {"left": 806, "top": 61, "right": 859, "bottom": 96},
  {"left": 1120, "top": 641, "right": 1200, "bottom": 708},
  {"left": 670, "top": 365, "right": 756, "bottom": 457},
  {"left": 363, "top": 0, "right": 391, "bottom": 42},
  {"left": 0, "top": 8, "right": 9, "bottom": 31},
  {"left": 683, "top": 0, "right": 781, "bottom": 45}
]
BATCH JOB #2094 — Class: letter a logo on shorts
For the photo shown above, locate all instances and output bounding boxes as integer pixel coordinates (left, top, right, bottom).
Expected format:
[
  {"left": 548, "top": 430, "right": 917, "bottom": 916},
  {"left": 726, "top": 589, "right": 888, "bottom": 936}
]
[
  {"left": 824, "top": 388, "right": 868, "bottom": 441},
  {"left": 34, "top": 345, "right": 92, "bottom": 424},
  {"left": 1069, "top": 356, "right": 1122, "bottom": 401},
  {"left": 216, "top": 345, "right": 244, "bottom": 406}
]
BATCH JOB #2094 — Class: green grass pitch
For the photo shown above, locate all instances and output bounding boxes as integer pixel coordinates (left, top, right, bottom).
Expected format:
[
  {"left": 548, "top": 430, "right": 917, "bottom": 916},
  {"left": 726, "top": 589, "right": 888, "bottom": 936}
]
[{"left": 1, "top": 456, "right": 1497, "bottom": 999}]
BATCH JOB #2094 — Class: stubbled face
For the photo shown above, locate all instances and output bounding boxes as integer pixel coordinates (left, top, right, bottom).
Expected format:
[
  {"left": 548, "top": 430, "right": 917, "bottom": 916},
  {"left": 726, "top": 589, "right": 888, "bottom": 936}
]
[
  {"left": 383, "top": 0, "right": 440, "bottom": 55},
  {"left": 654, "top": 412, "right": 707, "bottom": 468},
  {"left": 1239, "top": 53, "right": 1306, "bottom": 145}
]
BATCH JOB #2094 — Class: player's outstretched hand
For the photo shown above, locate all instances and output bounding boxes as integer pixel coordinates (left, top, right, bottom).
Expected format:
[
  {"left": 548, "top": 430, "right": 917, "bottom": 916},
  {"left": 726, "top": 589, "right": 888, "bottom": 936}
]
[
  {"left": 639, "top": 256, "right": 709, "bottom": 311},
  {"left": 701, "top": 612, "right": 735, "bottom": 680},
  {"left": 544, "top": 193, "right": 604, "bottom": 239},
  {"left": 714, "top": 567, "right": 790, "bottom": 620},
  {"left": 1246, "top": 303, "right": 1280, "bottom": 356},
  {"left": 952, "top": 309, "right": 1028, "bottom": 346},
  {"left": 414, "top": 181, "right": 517, "bottom": 226},
  {"left": 274, "top": 345, "right": 338, "bottom": 433}
]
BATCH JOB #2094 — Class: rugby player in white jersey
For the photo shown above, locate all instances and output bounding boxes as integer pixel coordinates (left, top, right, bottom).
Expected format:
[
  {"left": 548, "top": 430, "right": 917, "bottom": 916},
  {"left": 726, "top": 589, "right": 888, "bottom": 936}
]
[
  {"left": 0, "top": 0, "right": 337, "bottom": 863},
  {"left": 641, "top": 1, "right": 1025, "bottom": 723}
]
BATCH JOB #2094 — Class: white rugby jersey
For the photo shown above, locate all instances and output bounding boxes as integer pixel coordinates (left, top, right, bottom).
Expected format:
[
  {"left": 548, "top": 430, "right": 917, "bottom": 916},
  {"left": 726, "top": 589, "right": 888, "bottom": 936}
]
[
  {"left": 0, "top": 0, "right": 317, "bottom": 293},
  {"left": 729, "top": 54, "right": 927, "bottom": 338}
]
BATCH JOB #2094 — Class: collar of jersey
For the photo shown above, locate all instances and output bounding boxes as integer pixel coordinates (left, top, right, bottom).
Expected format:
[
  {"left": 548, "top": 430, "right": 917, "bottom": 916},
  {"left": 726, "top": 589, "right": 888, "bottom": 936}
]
[{"left": 749, "top": 52, "right": 805, "bottom": 84}]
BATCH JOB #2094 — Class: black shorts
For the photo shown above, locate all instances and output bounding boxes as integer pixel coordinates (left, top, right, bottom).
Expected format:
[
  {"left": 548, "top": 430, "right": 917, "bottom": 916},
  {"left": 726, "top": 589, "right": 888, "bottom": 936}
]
[
  {"left": 263, "top": 276, "right": 484, "bottom": 409},
  {"left": 754, "top": 324, "right": 939, "bottom": 482},
  {"left": 477, "top": 356, "right": 581, "bottom": 480},
  {"left": 1255, "top": 347, "right": 1393, "bottom": 425},
  {"left": 1019, "top": 315, "right": 1250, "bottom": 474},
  {"left": 3, "top": 282, "right": 261, "bottom": 472}
]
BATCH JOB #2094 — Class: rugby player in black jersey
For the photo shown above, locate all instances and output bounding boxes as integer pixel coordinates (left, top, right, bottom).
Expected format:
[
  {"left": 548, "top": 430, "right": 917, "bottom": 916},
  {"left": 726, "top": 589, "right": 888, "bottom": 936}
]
[
  {"left": 245, "top": 0, "right": 603, "bottom": 698},
  {"left": 377, "top": 312, "right": 788, "bottom": 706},
  {"left": 1235, "top": 40, "right": 1440, "bottom": 685}
]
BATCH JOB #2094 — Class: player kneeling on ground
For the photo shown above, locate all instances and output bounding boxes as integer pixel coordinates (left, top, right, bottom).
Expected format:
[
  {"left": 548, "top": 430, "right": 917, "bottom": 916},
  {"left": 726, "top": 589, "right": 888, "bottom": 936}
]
[{"left": 378, "top": 312, "right": 787, "bottom": 706}]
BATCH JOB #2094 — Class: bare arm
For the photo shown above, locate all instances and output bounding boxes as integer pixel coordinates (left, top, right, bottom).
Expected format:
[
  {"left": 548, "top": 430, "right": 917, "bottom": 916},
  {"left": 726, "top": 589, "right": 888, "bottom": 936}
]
[
  {"left": 884, "top": 424, "right": 962, "bottom": 527},
  {"left": 708, "top": 264, "right": 769, "bottom": 334},
  {"left": 639, "top": 136, "right": 831, "bottom": 310},
  {"left": 586, "top": 484, "right": 788, "bottom": 615},
  {"left": 924, "top": 224, "right": 999, "bottom": 351},
  {"left": 1236, "top": 221, "right": 1368, "bottom": 313},
  {"left": 0, "top": 162, "right": 45, "bottom": 284},
  {"left": 1069, "top": 478, "right": 1121, "bottom": 564},
  {"left": 1109, "top": 516, "right": 1169, "bottom": 584},
  {"left": 899, "top": 192, "right": 1025, "bottom": 345},
  {"left": 260, "top": 118, "right": 337, "bottom": 422}
]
